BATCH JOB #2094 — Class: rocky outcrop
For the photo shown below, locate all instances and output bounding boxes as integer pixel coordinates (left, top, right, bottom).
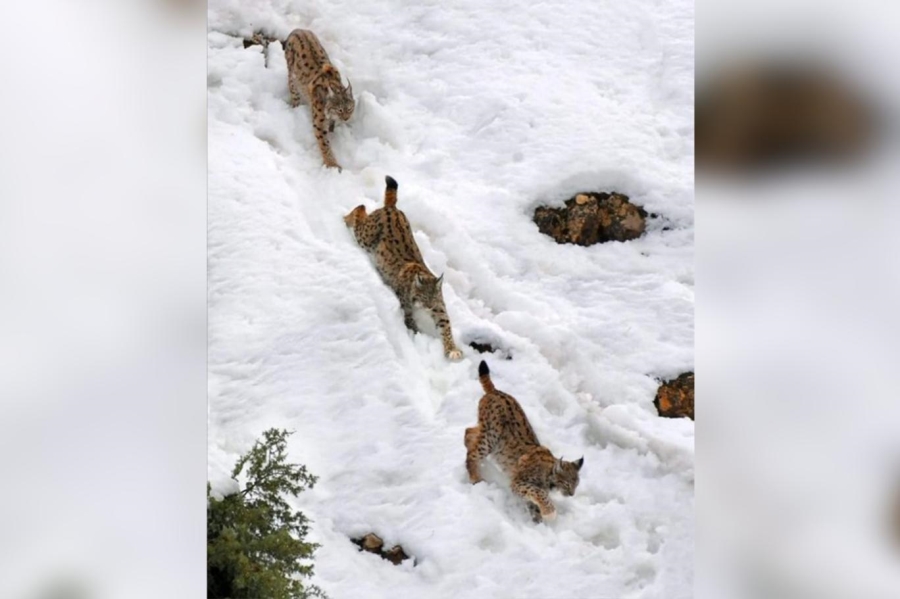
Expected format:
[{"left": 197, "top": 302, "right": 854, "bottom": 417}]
[
  {"left": 654, "top": 372, "right": 694, "bottom": 420},
  {"left": 351, "top": 533, "right": 413, "bottom": 566},
  {"left": 534, "top": 192, "right": 647, "bottom": 246}
]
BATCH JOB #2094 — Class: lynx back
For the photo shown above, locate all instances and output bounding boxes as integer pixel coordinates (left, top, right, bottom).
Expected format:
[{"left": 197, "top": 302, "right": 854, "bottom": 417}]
[
  {"left": 345, "top": 176, "right": 463, "bottom": 360},
  {"left": 464, "top": 361, "right": 584, "bottom": 522}
]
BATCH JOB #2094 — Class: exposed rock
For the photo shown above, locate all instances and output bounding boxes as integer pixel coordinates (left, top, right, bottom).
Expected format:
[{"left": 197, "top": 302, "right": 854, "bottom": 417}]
[
  {"left": 382, "top": 545, "right": 410, "bottom": 565},
  {"left": 534, "top": 192, "right": 647, "bottom": 246},
  {"left": 469, "top": 341, "right": 495, "bottom": 353},
  {"left": 242, "top": 32, "right": 280, "bottom": 49},
  {"left": 468, "top": 340, "right": 512, "bottom": 359},
  {"left": 242, "top": 32, "right": 282, "bottom": 68},
  {"left": 359, "top": 533, "right": 383, "bottom": 553},
  {"left": 351, "top": 533, "right": 413, "bottom": 566},
  {"left": 654, "top": 372, "right": 694, "bottom": 420}
]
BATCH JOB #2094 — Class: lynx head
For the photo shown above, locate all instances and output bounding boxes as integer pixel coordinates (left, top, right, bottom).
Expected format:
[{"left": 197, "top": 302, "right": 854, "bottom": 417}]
[
  {"left": 326, "top": 79, "right": 355, "bottom": 122},
  {"left": 412, "top": 272, "right": 445, "bottom": 308},
  {"left": 550, "top": 456, "right": 584, "bottom": 496}
]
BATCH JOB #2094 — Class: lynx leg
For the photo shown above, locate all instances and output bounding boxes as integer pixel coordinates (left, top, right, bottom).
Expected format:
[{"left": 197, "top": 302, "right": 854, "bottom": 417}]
[
  {"left": 402, "top": 305, "right": 419, "bottom": 333},
  {"left": 311, "top": 103, "right": 340, "bottom": 169},
  {"left": 465, "top": 426, "right": 489, "bottom": 484},
  {"left": 511, "top": 479, "right": 556, "bottom": 522},
  {"left": 288, "top": 72, "right": 305, "bottom": 108},
  {"left": 432, "top": 304, "right": 461, "bottom": 360}
]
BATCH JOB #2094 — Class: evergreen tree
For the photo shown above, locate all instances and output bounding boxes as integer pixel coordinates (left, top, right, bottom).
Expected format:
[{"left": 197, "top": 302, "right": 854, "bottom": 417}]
[{"left": 208, "top": 429, "right": 326, "bottom": 598}]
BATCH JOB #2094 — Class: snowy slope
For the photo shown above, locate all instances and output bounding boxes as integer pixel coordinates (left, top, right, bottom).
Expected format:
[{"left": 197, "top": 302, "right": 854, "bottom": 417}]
[{"left": 208, "top": 1, "right": 693, "bottom": 597}]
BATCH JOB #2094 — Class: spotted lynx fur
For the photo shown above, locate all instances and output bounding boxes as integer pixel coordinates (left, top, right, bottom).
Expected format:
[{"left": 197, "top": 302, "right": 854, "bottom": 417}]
[
  {"left": 465, "top": 361, "right": 584, "bottom": 522},
  {"left": 284, "top": 29, "right": 355, "bottom": 170},
  {"left": 344, "top": 176, "right": 462, "bottom": 360}
]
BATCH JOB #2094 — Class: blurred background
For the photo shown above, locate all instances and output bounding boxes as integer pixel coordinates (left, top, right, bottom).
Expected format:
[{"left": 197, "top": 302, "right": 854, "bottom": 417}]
[
  {"left": 696, "top": 0, "right": 900, "bottom": 597},
  {"left": 0, "top": 0, "right": 206, "bottom": 597},
  {"left": 1, "top": 0, "right": 899, "bottom": 597}
]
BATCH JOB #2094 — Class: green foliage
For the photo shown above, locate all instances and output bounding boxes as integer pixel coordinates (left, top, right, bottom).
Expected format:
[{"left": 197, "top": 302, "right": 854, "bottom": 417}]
[{"left": 208, "top": 429, "right": 326, "bottom": 599}]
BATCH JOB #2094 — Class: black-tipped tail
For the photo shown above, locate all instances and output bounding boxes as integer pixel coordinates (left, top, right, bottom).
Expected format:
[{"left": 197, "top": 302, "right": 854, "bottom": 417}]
[
  {"left": 478, "top": 360, "right": 495, "bottom": 393},
  {"left": 384, "top": 176, "right": 399, "bottom": 207}
]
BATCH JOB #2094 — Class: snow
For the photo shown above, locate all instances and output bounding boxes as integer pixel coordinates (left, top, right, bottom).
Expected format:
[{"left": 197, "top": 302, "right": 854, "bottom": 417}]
[{"left": 208, "top": 0, "right": 693, "bottom": 597}]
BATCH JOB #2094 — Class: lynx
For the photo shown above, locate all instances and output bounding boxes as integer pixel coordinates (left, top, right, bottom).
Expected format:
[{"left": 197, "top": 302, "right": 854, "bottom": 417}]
[
  {"left": 284, "top": 29, "right": 355, "bottom": 170},
  {"left": 465, "top": 361, "right": 584, "bottom": 522},
  {"left": 344, "top": 176, "right": 463, "bottom": 361}
]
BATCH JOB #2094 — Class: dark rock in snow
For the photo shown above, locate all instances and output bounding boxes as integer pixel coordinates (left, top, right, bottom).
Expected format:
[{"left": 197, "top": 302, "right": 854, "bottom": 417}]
[
  {"left": 243, "top": 31, "right": 279, "bottom": 49},
  {"left": 468, "top": 340, "right": 512, "bottom": 359},
  {"left": 358, "top": 533, "right": 383, "bottom": 553},
  {"left": 534, "top": 192, "right": 647, "bottom": 246},
  {"left": 469, "top": 340, "right": 496, "bottom": 354},
  {"left": 351, "top": 533, "right": 414, "bottom": 566},
  {"left": 654, "top": 372, "right": 694, "bottom": 420},
  {"left": 382, "top": 545, "right": 410, "bottom": 565}
]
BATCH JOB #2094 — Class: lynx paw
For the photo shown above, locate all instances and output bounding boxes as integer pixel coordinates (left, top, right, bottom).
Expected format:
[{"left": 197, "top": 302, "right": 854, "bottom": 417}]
[
  {"left": 541, "top": 508, "right": 557, "bottom": 522},
  {"left": 447, "top": 349, "right": 463, "bottom": 361}
]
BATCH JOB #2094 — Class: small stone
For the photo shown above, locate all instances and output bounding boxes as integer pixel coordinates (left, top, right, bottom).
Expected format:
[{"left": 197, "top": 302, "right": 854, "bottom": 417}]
[
  {"left": 382, "top": 545, "right": 410, "bottom": 565},
  {"left": 361, "top": 533, "right": 383, "bottom": 553},
  {"left": 351, "top": 533, "right": 415, "bottom": 567},
  {"left": 469, "top": 341, "right": 496, "bottom": 354},
  {"left": 468, "top": 340, "right": 512, "bottom": 360},
  {"left": 575, "top": 194, "right": 590, "bottom": 205}
]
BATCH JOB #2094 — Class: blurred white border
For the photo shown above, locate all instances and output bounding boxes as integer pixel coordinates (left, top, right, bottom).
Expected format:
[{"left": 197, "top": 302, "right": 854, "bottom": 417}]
[
  {"left": 0, "top": 1, "right": 206, "bottom": 597},
  {"left": 697, "top": 1, "right": 900, "bottom": 598}
]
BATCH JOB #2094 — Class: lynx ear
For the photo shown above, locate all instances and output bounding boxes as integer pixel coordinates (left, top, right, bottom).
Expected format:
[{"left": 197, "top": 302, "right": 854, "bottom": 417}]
[
  {"left": 574, "top": 457, "right": 584, "bottom": 470},
  {"left": 346, "top": 81, "right": 353, "bottom": 96},
  {"left": 415, "top": 273, "right": 424, "bottom": 288},
  {"left": 553, "top": 458, "right": 563, "bottom": 475},
  {"left": 436, "top": 273, "right": 444, "bottom": 288}
]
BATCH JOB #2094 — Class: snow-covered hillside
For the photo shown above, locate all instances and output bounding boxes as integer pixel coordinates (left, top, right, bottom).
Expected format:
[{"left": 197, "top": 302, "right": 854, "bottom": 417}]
[{"left": 208, "top": 0, "right": 693, "bottom": 597}]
